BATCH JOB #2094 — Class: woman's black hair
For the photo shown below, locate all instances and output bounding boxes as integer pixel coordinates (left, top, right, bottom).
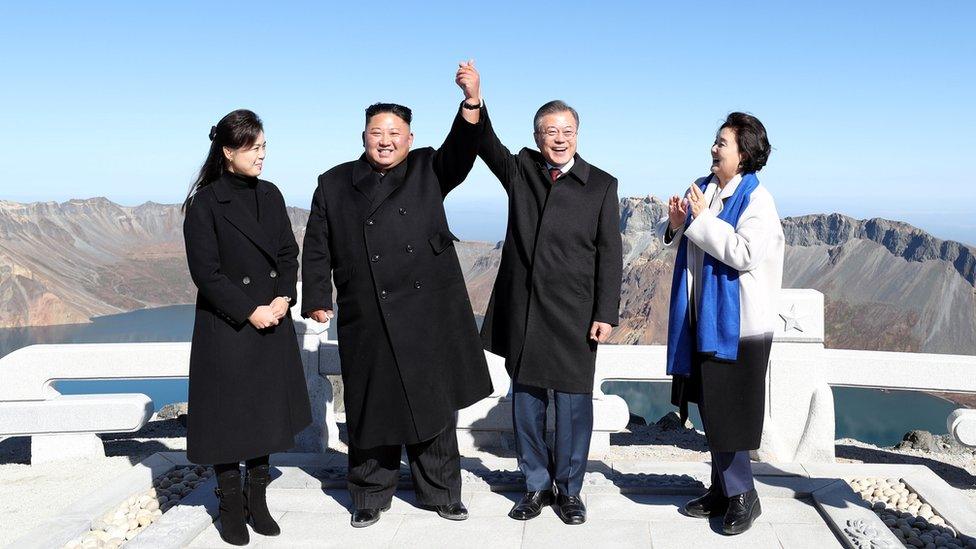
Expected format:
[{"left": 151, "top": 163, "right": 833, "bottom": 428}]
[
  {"left": 182, "top": 109, "right": 263, "bottom": 212},
  {"left": 720, "top": 112, "right": 771, "bottom": 173}
]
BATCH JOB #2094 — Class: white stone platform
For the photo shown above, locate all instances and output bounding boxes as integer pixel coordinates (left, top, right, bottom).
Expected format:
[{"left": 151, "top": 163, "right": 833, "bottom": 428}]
[{"left": 18, "top": 452, "right": 976, "bottom": 549}]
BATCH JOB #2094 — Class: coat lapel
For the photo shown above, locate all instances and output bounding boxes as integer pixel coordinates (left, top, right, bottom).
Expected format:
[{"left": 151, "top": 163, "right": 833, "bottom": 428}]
[
  {"left": 212, "top": 176, "right": 277, "bottom": 261},
  {"left": 351, "top": 156, "right": 376, "bottom": 201},
  {"left": 366, "top": 157, "right": 407, "bottom": 218}
]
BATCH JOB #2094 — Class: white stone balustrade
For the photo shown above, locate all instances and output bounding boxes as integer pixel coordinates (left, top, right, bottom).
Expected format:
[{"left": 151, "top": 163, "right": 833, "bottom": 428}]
[{"left": 2, "top": 287, "right": 974, "bottom": 464}]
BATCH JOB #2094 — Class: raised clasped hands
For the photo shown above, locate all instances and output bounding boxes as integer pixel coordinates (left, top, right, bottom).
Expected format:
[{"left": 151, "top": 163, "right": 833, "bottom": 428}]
[{"left": 455, "top": 59, "right": 480, "bottom": 103}]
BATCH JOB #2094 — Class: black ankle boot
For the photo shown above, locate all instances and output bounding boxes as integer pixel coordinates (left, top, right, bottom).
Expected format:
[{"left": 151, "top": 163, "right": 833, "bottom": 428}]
[
  {"left": 215, "top": 469, "right": 249, "bottom": 546},
  {"left": 245, "top": 464, "right": 280, "bottom": 536}
]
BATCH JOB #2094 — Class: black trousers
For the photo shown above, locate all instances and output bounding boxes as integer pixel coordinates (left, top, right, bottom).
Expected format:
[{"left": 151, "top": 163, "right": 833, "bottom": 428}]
[{"left": 347, "top": 415, "right": 461, "bottom": 509}]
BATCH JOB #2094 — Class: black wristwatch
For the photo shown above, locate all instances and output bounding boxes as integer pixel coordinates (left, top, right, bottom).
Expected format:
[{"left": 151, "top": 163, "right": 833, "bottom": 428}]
[{"left": 462, "top": 100, "right": 482, "bottom": 110}]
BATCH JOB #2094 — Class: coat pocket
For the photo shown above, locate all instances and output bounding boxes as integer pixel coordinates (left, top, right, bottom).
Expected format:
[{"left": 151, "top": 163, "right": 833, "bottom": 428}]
[{"left": 428, "top": 229, "right": 460, "bottom": 255}]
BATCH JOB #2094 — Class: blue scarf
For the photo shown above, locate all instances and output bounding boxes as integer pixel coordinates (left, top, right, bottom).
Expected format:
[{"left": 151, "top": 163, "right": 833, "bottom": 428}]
[{"left": 666, "top": 173, "right": 760, "bottom": 376}]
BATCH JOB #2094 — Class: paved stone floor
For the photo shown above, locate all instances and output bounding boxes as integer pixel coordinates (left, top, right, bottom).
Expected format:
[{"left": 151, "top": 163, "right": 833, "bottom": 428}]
[
  {"left": 36, "top": 452, "right": 971, "bottom": 548},
  {"left": 186, "top": 488, "right": 843, "bottom": 548},
  {"left": 180, "top": 456, "right": 854, "bottom": 548}
]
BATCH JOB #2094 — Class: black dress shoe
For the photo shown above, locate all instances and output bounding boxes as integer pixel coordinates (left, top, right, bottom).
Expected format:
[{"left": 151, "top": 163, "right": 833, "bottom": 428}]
[
  {"left": 723, "top": 489, "right": 762, "bottom": 535},
  {"left": 508, "top": 490, "right": 554, "bottom": 521},
  {"left": 555, "top": 494, "right": 586, "bottom": 525},
  {"left": 350, "top": 503, "right": 391, "bottom": 528},
  {"left": 434, "top": 501, "right": 469, "bottom": 521},
  {"left": 682, "top": 486, "right": 729, "bottom": 518}
]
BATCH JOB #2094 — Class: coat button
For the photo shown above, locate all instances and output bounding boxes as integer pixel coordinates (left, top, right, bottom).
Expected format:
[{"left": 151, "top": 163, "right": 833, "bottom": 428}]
[
  {"left": 406, "top": 244, "right": 414, "bottom": 253},
  {"left": 242, "top": 276, "right": 251, "bottom": 285},
  {"left": 366, "top": 218, "right": 375, "bottom": 226},
  {"left": 414, "top": 280, "right": 422, "bottom": 289},
  {"left": 398, "top": 208, "right": 407, "bottom": 215},
  {"left": 269, "top": 270, "right": 278, "bottom": 278},
  {"left": 371, "top": 254, "right": 381, "bottom": 263},
  {"left": 380, "top": 290, "right": 388, "bottom": 299}
]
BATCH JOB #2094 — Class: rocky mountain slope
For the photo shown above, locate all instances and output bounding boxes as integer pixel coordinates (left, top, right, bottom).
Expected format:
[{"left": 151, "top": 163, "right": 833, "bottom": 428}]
[{"left": 1, "top": 197, "right": 973, "bottom": 355}]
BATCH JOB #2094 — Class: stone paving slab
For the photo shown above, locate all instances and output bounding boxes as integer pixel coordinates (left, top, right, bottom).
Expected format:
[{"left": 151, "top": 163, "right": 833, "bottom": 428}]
[
  {"left": 522, "top": 514, "right": 652, "bottom": 548},
  {"left": 265, "top": 511, "right": 406, "bottom": 548},
  {"left": 187, "top": 511, "right": 286, "bottom": 548},
  {"left": 19, "top": 453, "right": 976, "bottom": 548},
  {"left": 391, "top": 515, "right": 525, "bottom": 548},
  {"left": 645, "top": 520, "right": 782, "bottom": 548},
  {"left": 770, "top": 522, "right": 845, "bottom": 548}
]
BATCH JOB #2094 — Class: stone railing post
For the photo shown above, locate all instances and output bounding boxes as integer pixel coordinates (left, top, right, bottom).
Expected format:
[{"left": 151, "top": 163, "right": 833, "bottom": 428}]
[
  {"left": 757, "top": 289, "right": 836, "bottom": 462},
  {"left": 292, "top": 284, "right": 340, "bottom": 452}
]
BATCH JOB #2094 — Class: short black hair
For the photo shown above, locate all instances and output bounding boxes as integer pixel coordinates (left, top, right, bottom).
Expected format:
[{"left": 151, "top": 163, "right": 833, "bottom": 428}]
[
  {"left": 720, "top": 112, "right": 771, "bottom": 173},
  {"left": 365, "top": 103, "right": 412, "bottom": 125}
]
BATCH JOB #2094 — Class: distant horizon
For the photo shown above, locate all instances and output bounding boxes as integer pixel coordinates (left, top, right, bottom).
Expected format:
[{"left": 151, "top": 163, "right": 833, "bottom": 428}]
[
  {"left": 2, "top": 191, "right": 972, "bottom": 248},
  {"left": 2, "top": 2, "right": 973, "bottom": 248}
]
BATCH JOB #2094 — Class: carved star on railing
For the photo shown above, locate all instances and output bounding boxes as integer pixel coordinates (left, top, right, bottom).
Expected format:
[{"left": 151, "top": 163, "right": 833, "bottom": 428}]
[{"left": 779, "top": 304, "right": 805, "bottom": 333}]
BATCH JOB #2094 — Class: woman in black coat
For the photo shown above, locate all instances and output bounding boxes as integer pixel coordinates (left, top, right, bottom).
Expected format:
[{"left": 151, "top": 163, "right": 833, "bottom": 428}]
[{"left": 182, "top": 109, "right": 312, "bottom": 546}]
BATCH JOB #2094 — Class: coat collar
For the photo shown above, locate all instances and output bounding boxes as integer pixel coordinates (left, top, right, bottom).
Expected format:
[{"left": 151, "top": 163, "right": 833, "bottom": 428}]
[
  {"left": 211, "top": 174, "right": 277, "bottom": 261},
  {"left": 211, "top": 173, "right": 272, "bottom": 202},
  {"left": 352, "top": 154, "right": 409, "bottom": 216},
  {"left": 530, "top": 150, "right": 590, "bottom": 185}
]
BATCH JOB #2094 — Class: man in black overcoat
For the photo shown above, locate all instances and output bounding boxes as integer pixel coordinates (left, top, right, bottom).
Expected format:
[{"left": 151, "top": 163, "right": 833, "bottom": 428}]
[
  {"left": 478, "top": 99, "right": 622, "bottom": 525},
  {"left": 301, "top": 62, "right": 492, "bottom": 527}
]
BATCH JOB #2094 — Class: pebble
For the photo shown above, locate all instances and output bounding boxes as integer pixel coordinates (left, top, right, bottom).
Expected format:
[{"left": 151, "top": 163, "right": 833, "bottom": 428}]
[
  {"left": 62, "top": 465, "right": 211, "bottom": 548},
  {"left": 848, "top": 477, "right": 966, "bottom": 549}
]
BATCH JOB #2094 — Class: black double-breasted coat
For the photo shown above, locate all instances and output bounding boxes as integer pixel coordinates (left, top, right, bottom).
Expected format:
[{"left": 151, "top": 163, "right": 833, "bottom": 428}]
[
  {"left": 478, "top": 108, "right": 623, "bottom": 394},
  {"left": 301, "top": 107, "right": 493, "bottom": 449},
  {"left": 183, "top": 174, "right": 312, "bottom": 465}
]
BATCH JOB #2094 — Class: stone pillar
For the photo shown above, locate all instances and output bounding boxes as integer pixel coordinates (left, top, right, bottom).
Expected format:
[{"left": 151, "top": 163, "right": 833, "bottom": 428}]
[
  {"left": 292, "top": 284, "right": 340, "bottom": 452},
  {"left": 756, "top": 289, "right": 836, "bottom": 463},
  {"left": 32, "top": 433, "right": 105, "bottom": 464}
]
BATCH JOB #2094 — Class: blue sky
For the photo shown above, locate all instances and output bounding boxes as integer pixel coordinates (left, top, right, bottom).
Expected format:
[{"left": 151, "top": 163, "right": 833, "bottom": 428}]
[{"left": 1, "top": 1, "right": 973, "bottom": 244}]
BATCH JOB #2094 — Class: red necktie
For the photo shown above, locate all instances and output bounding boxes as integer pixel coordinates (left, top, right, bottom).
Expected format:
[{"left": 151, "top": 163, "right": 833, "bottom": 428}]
[{"left": 549, "top": 167, "right": 561, "bottom": 182}]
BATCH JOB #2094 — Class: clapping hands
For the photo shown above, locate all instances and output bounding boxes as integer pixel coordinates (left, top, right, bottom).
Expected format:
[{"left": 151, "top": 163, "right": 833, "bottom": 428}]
[
  {"left": 667, "top": 195, "right": 689, "bottom": 231},
  {"left": 668, "top": 184, "right": 708, "bottom": 230}
]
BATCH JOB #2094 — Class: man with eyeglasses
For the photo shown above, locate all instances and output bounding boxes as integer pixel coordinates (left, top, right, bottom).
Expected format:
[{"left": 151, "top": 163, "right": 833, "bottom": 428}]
[{"left": 478, "top": 99, "right": 622, "bottom": 525}]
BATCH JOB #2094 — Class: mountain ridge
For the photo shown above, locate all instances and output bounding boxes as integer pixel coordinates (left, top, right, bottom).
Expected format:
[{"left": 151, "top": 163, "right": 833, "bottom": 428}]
[{"left": 1, "top": 197, "right": 973, "bottom": 355}]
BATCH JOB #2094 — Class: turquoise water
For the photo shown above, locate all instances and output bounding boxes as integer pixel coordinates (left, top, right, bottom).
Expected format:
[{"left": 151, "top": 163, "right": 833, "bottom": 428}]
[
  {"left": 600, "top": 381, "right": 958, "bottom": 447},
  {"left": 0, "top": 306, "right": 960, "bottom": 447}
]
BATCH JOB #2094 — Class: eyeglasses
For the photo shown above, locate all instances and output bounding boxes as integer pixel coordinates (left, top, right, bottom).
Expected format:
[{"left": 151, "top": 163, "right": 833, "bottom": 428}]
[{"left": 538, "top": 127, "right": 577, "bottom": 139}]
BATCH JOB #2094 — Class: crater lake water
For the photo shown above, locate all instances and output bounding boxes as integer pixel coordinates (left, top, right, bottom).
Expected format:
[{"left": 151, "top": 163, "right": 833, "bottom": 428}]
[{"left": 0, "top": 306, "right": 960, "bottom": 447}]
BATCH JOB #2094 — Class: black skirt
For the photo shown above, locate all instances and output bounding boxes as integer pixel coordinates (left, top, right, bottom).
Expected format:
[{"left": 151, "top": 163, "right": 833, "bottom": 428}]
[{"left": 671, "top": 334, "right": 772, "bottom": 453}]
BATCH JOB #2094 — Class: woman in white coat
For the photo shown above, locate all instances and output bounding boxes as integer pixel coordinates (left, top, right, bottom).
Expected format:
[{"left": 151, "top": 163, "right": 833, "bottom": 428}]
[{"left": 659, "top": 112, "right": 784, "bottom": 535}]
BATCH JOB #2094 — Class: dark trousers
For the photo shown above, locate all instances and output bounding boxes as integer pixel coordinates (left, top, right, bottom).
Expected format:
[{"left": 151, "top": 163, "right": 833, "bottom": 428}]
[
  {"left": 347, "top": 415, "right": 461, "bottom": 509},
  {"left": 710, "top": 449, "right": 754, "bottom": 497},
  {"left": 512, "top": 382, "right": 593, "bottom": 496},
  {"left": 698, "top": 396, "right": 754, "bottom": 497}
]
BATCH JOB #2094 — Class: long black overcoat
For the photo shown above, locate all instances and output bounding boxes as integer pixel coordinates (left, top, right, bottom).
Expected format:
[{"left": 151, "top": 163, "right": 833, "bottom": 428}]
[
  {"left": 301, "top": 107, "right": 493, "bottom": 449},
  {"left": 183, "top": 175, "right": 312, "bottom": 465},
  {"left": 478, "top": 108, "right": 623, "bottom": 393}
]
